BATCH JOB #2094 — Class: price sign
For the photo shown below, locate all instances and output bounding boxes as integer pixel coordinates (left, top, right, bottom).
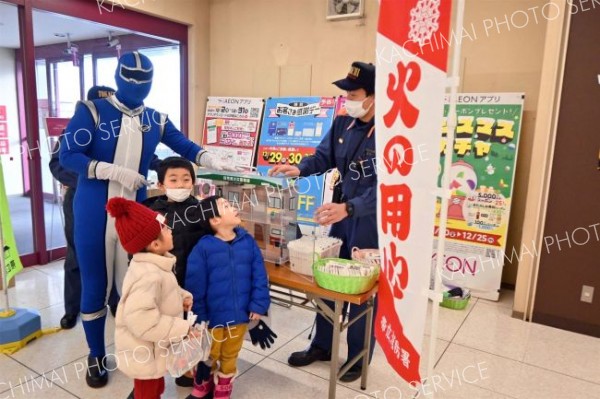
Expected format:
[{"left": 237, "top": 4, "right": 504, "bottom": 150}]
[
  {"left": 257, "top": 97, "right": 336, "bottom": 225},
  {"left": 257, "top": 145, "right": 315, "bottom": 167},
  {"left": 259, "top": 148, "right": 314, "bottom": 166}
]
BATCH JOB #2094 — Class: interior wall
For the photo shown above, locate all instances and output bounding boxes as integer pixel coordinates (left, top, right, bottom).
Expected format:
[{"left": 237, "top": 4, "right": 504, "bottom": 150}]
[
  {"left": 459, "top": 0, "right": 548, "bottom": 287},
  {"left": 513, "top": 0, "right": 571, "bottom": 319},
  {"left": 531, "top": 4, "right": 600, "bottom": 337},
  {"left": 209, "top": 0, "right": 379, "bottom": 97},
  {"left": 208, "top": 0, "right": 548, "bottom": 288},
  {"left": 123, "top": 0, "right": 210, "bottom": 143},
  {"left": 129, "top": 0, "right": 563, "bottom": 300}
]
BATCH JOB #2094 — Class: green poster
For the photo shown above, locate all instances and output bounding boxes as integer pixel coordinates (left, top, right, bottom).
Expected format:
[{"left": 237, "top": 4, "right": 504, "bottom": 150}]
[
  {"left": 0, "top": 158, "right": 23, "bottom": 283},
  {"left": 435, "top": 93, "right": 524, "bottom": 250},
  {"left": 432, "top": 93, "right": 524, "bottom": 301}
]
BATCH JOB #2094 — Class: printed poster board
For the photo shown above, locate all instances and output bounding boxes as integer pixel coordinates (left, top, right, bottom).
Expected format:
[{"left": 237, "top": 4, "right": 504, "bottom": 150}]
[
  {"left": 201, "top": 97, "right": 264, "bottom": 169},
  {"left": 432, "top": 92, "right": 524, "bottom": 301},
  {"left": 257, "top": 97, "right": 336, "bottom": 226}
]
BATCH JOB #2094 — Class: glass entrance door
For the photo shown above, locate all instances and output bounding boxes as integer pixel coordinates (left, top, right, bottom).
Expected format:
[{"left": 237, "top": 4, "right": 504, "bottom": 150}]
[
  {"left": 0, "top": 1, "right": 36, "bottom": 258},
  {"left": 0, "top": 0, "right": 188, "bottom": 267},
  {"left": 38, "top": 58, "right": 82, "bottom": 251},
  {"left": 30, "top": 8, "right": 184, "bottom": 264}
]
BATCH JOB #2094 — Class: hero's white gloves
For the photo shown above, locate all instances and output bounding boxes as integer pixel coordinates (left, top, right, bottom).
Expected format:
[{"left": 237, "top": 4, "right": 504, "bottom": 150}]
[
  {"left": 93, "top": 161, "right": 149, "bottom": 191},
  {"left": 198, "top": 151, "right": 242, "bottom": 172}
]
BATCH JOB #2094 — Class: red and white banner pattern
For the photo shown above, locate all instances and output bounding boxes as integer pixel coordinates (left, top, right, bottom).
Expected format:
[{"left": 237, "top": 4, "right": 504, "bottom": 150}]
[{"left": 375, "top": 0, "right": 452, "bottom": 385}]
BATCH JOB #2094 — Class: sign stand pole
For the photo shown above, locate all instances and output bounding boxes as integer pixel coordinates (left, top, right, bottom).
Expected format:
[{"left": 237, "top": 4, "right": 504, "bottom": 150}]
[
  {"left": 425, "top": 0, "right": 466, "bottom": 396},
  {"left": 0, "top": 211, "right": 13, "bottom": 317}
]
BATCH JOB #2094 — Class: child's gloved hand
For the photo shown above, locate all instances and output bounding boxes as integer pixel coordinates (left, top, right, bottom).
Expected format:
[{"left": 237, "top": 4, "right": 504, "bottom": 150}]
[{"left": 248, "top": 320, "right": 277, "bottom": 350}]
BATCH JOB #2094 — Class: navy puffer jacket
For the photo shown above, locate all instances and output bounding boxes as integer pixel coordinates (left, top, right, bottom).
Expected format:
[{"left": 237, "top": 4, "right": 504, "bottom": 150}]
[{"left": 185, "top": 227, "right": 270, "bottom": 327}]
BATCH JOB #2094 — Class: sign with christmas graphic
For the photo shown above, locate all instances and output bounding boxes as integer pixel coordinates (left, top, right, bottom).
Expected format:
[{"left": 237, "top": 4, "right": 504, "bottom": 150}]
[
  {"left": 432, "top": 93, "right": 524, "bottom": 301},
  {"left": 375, "top": 0, "right": 452, "bottom": 385},
  {"left": 201, "top": 97, "right": 264, "bottom": 169},
  {"left": 257, "top": 97, "right": 336, "bottom": 225}
]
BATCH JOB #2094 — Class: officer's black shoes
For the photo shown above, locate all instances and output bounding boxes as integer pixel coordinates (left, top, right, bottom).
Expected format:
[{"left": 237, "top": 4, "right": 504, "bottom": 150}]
[
  {"left": 60, "top": 313, "right": 77, "bottom": 329},
  {"left": 86, "top": 355, "right": 108, "bottom": 388},
  {"left": 288, "top": 345, "right": 332, "bottom": 367},
  {"left": 339, "top": 362, "right": 362, "bottom": 383}
]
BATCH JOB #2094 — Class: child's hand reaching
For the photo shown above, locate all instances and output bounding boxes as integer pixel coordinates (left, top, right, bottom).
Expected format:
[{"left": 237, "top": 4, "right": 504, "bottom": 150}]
[
  {"left": 183, "top": 297, "right": 192, "bottom": 312},
  {"left": 249, "top": 312, "right": 260, "bottom": 321}
]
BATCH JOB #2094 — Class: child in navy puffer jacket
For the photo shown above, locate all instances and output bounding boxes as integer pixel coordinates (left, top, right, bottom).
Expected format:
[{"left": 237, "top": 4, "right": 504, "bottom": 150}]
[{"left": 185, "top": 195, "right": 270, "bottom": 399}]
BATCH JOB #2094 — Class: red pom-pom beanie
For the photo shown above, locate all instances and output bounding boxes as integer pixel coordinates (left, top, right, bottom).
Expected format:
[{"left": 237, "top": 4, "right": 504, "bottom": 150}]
[{"left": 106, "top": 197, "right": 163, "bottom": 254}]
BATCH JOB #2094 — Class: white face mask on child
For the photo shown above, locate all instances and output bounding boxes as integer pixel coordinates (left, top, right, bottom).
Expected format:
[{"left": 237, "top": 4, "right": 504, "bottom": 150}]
[{"left": 165, "top": 188, "right": 192, "bottom": 202}]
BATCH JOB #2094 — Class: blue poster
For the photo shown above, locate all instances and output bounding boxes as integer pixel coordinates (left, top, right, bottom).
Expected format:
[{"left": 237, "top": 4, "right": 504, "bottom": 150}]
[{"left": 257, "top": 97, "right": 336, "bottom": 225}]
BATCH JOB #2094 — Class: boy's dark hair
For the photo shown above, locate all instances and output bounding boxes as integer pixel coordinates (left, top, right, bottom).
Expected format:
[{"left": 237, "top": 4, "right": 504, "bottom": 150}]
[
  {"left": 157, "top": 156, "right": 196, "bottom": 184},
  {"left": 197, "top": 195, "right": 223, "bottom": 234},
  {"left": 198, "top": 195, "right": 222, "bottom": 221}
]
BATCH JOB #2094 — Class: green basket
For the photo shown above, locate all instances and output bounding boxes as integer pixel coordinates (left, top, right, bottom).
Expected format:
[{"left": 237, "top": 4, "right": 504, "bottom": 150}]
[
  {"left": 312, "top": 258, "right": 380, "bottom": 295},
  {"left": 440, "top": 292, "right": 471, "bottom": 310}
]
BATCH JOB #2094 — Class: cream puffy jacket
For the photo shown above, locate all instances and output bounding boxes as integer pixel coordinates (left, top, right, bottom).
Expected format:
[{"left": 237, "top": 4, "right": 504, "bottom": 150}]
[{"left": 115, "top": 252, "right": 192, "bottom": 380}]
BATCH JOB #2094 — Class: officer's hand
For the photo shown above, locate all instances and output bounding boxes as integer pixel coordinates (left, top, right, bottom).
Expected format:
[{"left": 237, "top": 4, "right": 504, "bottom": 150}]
[
  {"left": 268, "top": 165, "right": 300, "bottom": 177},
  {"left": 315, "top": 203, "right": 348, "bottom": 226}
]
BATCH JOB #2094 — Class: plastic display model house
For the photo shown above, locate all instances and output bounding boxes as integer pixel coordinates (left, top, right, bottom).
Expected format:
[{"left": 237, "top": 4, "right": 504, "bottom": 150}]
[{"left": 196, "top": 171, "right": 298, "bottom": 265}]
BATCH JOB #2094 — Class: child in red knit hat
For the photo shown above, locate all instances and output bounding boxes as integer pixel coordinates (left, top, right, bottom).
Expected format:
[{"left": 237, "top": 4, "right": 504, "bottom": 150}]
[{"left": 106, "top": 197, "right": 198, "bottom": 399}]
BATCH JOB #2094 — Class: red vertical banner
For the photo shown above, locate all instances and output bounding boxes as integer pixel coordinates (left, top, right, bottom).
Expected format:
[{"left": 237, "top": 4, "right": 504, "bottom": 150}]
[{"left": 375, "top": 0, "right": 452, "bottom": 385}]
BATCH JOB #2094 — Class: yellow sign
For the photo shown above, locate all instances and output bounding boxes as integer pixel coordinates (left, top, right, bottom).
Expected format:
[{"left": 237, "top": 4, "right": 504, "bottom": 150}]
[{"left": 0, "top": 159, "right": 23, "bottom": 284}]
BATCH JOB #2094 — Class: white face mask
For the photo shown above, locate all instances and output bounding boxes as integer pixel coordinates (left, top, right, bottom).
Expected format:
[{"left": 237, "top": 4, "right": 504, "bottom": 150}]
[
  {"left": 344, "top": 98, "right": 372, "bottom": 119},
  {"left": 165, "top": 188, "right": 192, "bottom": 202}
]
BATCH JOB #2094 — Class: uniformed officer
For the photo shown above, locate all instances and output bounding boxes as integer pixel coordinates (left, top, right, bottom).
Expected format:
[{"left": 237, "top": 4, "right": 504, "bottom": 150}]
[{"left": 269, "top": 61, "right": 378, "bottom": 382}]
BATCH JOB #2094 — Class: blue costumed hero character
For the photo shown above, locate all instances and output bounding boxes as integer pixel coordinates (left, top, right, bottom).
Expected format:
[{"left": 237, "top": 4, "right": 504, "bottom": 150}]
[{"left": 59, "top": 51, "right": 236, "bottom": 388}]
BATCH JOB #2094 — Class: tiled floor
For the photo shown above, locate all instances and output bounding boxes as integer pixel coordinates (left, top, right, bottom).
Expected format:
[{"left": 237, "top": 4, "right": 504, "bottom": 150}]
[{"left": 2, "top": 261, "right": 600, "bottom": 399}]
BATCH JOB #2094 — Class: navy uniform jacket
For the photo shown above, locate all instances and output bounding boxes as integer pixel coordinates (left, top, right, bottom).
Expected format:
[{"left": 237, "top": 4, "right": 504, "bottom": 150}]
[
  {"left": 298, "top": 115, "right": 378, "bottom": 258},
  {"left": 49, "top": 135, "right": 78, "bottom": 188}
]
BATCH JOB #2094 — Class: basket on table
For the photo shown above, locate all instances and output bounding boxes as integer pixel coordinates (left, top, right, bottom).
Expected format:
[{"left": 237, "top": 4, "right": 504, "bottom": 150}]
[
  {"left": 440, "top": 289, "right": 471, "bottom": 310},
  {"left": 287, "top": 236, "right": 342, "bottom": 276},
  {"left": 312, "top": 257, "right": 380, "bottom": 295}
]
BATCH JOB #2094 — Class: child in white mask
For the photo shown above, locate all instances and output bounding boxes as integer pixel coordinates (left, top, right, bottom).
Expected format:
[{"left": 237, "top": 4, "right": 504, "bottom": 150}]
[{"left": 142, "top": 156, "right": 213, "bottom": 387}]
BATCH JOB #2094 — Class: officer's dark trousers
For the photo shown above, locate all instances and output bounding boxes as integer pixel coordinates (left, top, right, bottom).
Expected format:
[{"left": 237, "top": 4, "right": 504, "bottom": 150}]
[
  {"left": 310, "top": 214, "right": 379, "bottom": 366},
  {"left": 62, "top": 187, "right": 80, "bottom": 316},
  {"left": 311, "top": 295, "right": 378, "bottom": 366}
]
